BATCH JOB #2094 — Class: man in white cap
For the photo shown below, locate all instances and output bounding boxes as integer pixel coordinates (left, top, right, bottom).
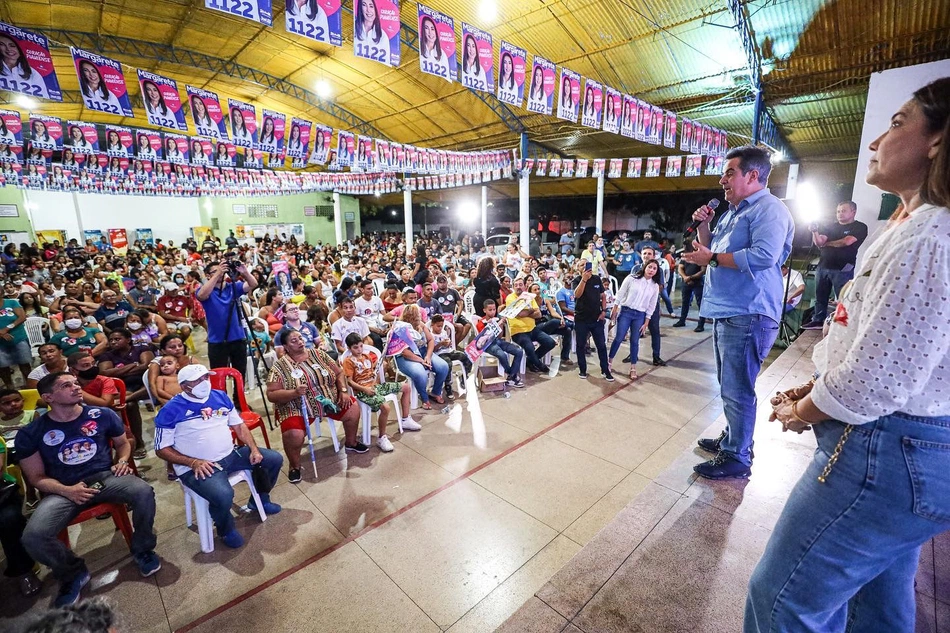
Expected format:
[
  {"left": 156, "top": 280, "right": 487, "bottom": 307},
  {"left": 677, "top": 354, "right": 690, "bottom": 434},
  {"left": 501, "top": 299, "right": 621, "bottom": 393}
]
[{"left": 154, "top": 365, "right": 283, "bottom": 549}]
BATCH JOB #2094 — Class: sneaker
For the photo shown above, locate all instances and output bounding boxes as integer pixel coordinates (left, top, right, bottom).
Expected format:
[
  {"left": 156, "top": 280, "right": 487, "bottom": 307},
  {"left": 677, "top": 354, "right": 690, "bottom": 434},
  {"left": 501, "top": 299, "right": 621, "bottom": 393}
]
[
  {"left": 697, "top": 430, "right": 726, "bottom": 453},
  {"left": 621, "top": 355, "right": 631, "bottom": 363},
  {"left": 694, "top": 325, "right": 705, "bottom": 333},
  {"left": 693, "top": 454, "right": 752, "bottom": 479},
  {"left": 672, "top": 321, "right": 686, "bottom": 328},
  {"left": 133, "top": 447, "right": 148, "bottom": 460},
  {"left": 134, "top": 551, "right": 162, "bottom": 578},
  {"left": 801, "top": 320, "right": 824, "bottom": 330},
  {"left": 603, "top": 371, "right": 615, "bottom": 382},
  {"left": 54, "top": 570, "right": 90, "bottom": 607},
  {"left": 377, "top": 435, "right": 394, "bottom": 453},
  {"left": 446, "top": 390, "right": 456, "bottom": 401},
  {"left": 652, "top": 357, "right": 667, "bottom": 367},
  {"left": 287, "top": 468, "right": 302, "bottom": 484},
  {"left": 345, "top": 441, "right": 370, "bottom": 454},
  {"left": 535, "top": 363, "right": 550, "bottom": 373},
  {"left": 221, "top": 529, "right": 245, "bottom": 549},
  {"left": 248, "top": 498, "right": 282, "bottom": 515},
  {"left": 19, "top": 571, "right": 41, "bottom": 597},
  {"left": 578, "top": 371, "right": 588, "bottom": 379},
  {"left": 506, "top": 377, "right": 526, "bottom": 388},
  {"left": 400, "top": 417, "right": 422, "bottom": 431}
]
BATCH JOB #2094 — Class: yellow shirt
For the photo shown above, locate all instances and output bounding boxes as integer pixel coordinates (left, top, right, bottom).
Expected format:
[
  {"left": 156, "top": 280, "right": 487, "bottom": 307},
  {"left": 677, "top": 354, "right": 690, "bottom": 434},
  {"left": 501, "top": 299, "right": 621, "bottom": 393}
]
[
  {"left": 581, "top": 250, "right": 604, "bottom": 269},
  {"left": 505, "top": 292, "right": 538, "bottom": 336}
]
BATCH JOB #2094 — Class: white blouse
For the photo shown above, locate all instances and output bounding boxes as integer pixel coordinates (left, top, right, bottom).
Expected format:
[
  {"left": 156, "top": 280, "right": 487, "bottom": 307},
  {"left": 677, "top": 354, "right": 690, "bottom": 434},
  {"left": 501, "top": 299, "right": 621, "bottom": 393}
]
[
  {"left": 613, "top": 275, "right": 659, "bottom": 315},
  {"left": 811, "top": 204, "right": 950, "bottom": 425}
]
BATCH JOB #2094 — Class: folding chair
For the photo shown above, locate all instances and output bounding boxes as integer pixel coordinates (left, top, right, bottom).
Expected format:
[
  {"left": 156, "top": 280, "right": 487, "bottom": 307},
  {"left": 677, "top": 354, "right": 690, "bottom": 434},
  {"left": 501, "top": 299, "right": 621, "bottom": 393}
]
[{"left": 209, "top": 367, "right": 271, "bottom": 449}]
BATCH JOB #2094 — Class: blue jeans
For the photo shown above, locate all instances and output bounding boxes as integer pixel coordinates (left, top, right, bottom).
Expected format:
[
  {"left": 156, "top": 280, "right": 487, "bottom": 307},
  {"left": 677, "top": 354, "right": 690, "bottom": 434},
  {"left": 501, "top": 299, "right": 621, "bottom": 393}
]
[
  {"left": 679, "top": 281, "right": 705, "bottom": 324},
  {"left": 713, "top": 314, "right": 779, "bottom": 466},
  {"left": 485, "top": 339, "right": 524, "bottom": 380},
  {"left": 574, "top": 320, "right": 609, "bottom": 375},
  {"left": 609, "top": 307, "right": 646, "bottom": 363},
  {"left": 178, "top": 446, "right": 283, "bottom": 536},
  {"left": 512, "top": 329, "right": 556, "bottom": 369},
  {"left": 745, "top": 412, "right": 950, "bottom": 632},
  {"left": 812, "top": 266, "right": 853, "bottom": 322},
  {"left": 395, "top": 355, "right": 449, "bottom": 402},
  {"left": 659, "top": 286, "right": 674, "bottom": 314},
  {"left": 647, "top": 301, "right": 661, "bottom": 359}
]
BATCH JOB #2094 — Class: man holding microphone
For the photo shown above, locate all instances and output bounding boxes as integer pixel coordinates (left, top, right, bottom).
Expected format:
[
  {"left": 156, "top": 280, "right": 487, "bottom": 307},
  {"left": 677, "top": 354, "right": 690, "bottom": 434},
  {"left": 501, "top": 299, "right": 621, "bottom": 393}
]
[{"left": 683, "top": 146, "right": 794, "bottom": 479}]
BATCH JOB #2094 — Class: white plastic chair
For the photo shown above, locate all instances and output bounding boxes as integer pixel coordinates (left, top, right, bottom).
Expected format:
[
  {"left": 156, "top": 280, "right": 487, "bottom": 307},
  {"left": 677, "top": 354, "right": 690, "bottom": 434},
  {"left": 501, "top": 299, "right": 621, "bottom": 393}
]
[
  {"left": 181, "top": 470, "right": 266, "bottom": 554},
  {"left": 340, "top": 345, "right": 403, "bottom": 444},
  {"left": 463, "top": 289, "right": 476, "bottom": 314},
  {"left": 371, "top": 278, "right": 386, "bottom": 297},
  {"left": 24, "top": 316, "right": 49, "bottom": 356},
  {"left": 445, "top": 323, "right": 468, "bottom": 396}
]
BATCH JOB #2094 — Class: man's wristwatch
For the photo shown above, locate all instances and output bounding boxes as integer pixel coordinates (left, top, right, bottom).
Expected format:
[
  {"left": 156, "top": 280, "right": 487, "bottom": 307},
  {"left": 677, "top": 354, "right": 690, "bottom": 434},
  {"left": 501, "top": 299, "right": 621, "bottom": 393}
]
[{"left": 709, "top": 253, "right": 720, "bottom": 268}]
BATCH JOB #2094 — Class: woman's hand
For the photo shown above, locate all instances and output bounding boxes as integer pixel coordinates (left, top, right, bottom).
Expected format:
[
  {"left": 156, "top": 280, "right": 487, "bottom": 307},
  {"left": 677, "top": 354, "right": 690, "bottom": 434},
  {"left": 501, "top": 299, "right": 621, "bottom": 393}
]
[
  {"left": 769, "top": 396, "right": 811, "bottom": 434},
  {"left": 769, "top": 381, "right": 814, "bottom": 408},
  {"left": 639, "top": 323, "right": 648, "bottom": 336}
]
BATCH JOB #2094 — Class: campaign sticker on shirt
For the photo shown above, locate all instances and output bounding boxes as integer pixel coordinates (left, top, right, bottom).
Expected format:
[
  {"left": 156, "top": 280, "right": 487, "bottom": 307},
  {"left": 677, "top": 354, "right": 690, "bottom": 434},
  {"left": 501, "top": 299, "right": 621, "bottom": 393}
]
[
  {"left": 43, "top": 429, "right": 65, "bottom": 446},
  {"left": 87, "top": 408, "right": 101, "bottom": 420},
  {"left": 59, "top": 437, "right": 98, "bottom": 465},
  {"left": 291, "top": 368, "right": 304, "bottom": 379},
  {"left": 80, "top": 420, "right": 98, "bottom": 436}
]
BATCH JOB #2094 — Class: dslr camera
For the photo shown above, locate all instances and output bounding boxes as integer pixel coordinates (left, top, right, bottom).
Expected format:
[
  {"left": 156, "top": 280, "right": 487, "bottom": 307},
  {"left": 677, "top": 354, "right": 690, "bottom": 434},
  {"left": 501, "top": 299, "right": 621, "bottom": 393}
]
[{"left": 221, "top": 250, "right": 242, "bottom": 277}]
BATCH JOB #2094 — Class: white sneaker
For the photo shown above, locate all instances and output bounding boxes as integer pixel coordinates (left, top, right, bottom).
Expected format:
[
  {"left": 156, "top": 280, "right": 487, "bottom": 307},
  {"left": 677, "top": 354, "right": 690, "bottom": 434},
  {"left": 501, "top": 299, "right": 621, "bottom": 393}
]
[
  {"left": 400, "top": 417, "right": 422, "bottom": 431},
  {"left": 377, "top": 435, "right": 394, "bottom": 453}
]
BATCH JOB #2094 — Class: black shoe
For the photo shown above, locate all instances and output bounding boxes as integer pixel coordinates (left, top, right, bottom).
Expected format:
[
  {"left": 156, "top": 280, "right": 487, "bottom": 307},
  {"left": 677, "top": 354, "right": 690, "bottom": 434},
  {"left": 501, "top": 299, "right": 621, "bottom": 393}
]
[
  {"left": 697, "top": 430, "right": 726, "bottom": 453},
  {"left": 694, "top": 454, "right": 752, "bottom": 480},
  {"left": 345, "top": 442, "right": 370, "bottom": 454},
  {"left": 694, "top": 325, "right": 705, "bottom": 333},
  {"left": 578, "top": 371, "right": 588, "bottom": 379},
  {"left": 288, "top": 468, "right": 302, "bottom": 484},
  {"left": 621, "top": 355, "right": 631, "bottom": 363},
  {"left": 527, "top": 364, "right": 542, "bottom": 373},
  {"left": 603, "top": 372, "right": 615, "bottom": 382},
  {"left": 801, "top": 320, "right": 824, "bottom": 330},
  {"left": 652, "top": 357, "right": 667, "bottom": 366},
  {"left": 536, "top": 363, "right": 550, "bottom": 373},
  {"left": 672, "top": 321, "right": 686, "bottom": 327}
]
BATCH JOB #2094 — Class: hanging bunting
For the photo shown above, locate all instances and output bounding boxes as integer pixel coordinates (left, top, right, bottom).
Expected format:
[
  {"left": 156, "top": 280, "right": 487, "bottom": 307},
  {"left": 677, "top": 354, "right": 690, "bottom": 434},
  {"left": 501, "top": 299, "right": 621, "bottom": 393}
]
[
  {"left": 190, "top": 137, "right": 213, "bottom": 165},
  {"left": 138, "top": 70, "right": 187, "bottom": 131},
  {"left": 336, "top": 130, "right": 355, "bottom": 166},
  {"left": 353, "top": 0, "right": 401, "bottom": 67},
  {"left": 258, "top": 109, "right": 286, "bottom": 154},
  {"left": 690, "top": 120, "right": 702, "bottom": 154},
  {"left": 581, "top": 79, "right": 603, "bottom": 129},
  {"left": 0, "top": 110, "right": 23, "bottom": 147},
  {"left": 620, "top": 95, "right": 636, "bottom": 139},
  {"left": 602, "top": 87, "right": 621, "bottom": 135},
  {"left": 680, "top": 116, "right": 692, "bottom": 153},
  {"left": 227, "top": 99, "right": 258, "bottom": 149},
  {"left": 309, "top": 124, "right": 332, "bottom": 165},
  {"left": 591, "top": 158, "right": 605, "bottom": 178},
  {"left": 497, "top": 41, "right": 526, "bottom": 107},
  {"left": 644, "top": 156, "right": 662, "bottom": 177},
  {"left": 607, "top": 158, "right": 622, "bottom": 178},
  {"left": 625, "top": 158, "right": 642, "bottom": 178},
  {"left": 71, "top": 48, "right": 133, "bottom": 117},
  {"left": 417, "top": 4, "right": 456, "bottom": 83},
  {"left": 526, "top": 55, "right": 555, "bottom": 115},
  {"left": 285, "top": 0, "right": 342, "bottom": 46},
  {"left": 460, "top": 24, "right": 493, "bottom": 93},
  {"left": 287, "top": 117, "right": 312, "bottom": 158},
  {"left": 64, "top": 121, "right": 98, "bottom": 155},
  {"left": 135, "top": 129, "right": 163, "bottom": 161},
  {"left": 205, "top": 0, "right": 273, "bottom": 26},
  {"left": 557, "top": 68, "right": 580, "bottom": 123},
  {"left": 103, "top": 125, "right": 134, "bottom": 157},
  {"left": 0, "top": 23, "right": 62, "bottom": 101},
  {"left": 575, "top": 158, "right": 588, "bottom": 178},
  {"left": 163, "top": 133, "right": 189, "bottom": 164},
  {"left": 215, "top": 140, "right": 237, "bottom": 166},
  {"left": 663, "top": 111, "right": 677, "bottom": 149},
  {"left": 684, "top": 154, "right": 702, "bottom": 177},
  {"left": 186, "top": 86, "right": 228, "bottom": 139},
  {"left": 665, "top": 155, "right": 682, "bottom": 177}
]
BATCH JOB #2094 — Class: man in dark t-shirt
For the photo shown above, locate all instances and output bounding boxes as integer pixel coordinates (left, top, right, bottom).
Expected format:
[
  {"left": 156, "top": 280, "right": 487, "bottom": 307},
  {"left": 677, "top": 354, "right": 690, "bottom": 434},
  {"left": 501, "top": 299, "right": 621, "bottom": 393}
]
[
  {"left": 802, "top": 201, "right": 868, "bottom": 329},
  {"left": 16, "top": 372, "right": 160, "bottom": 606},
  {"left": 571, "top": 259, "right": 612, "bottom": 381}
]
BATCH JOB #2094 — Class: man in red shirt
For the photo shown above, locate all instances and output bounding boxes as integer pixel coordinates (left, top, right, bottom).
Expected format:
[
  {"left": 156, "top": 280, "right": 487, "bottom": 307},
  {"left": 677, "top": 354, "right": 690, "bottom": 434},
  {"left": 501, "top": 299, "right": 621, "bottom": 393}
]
[{"left": 157, "top": 283, "right": 193, "bottom": 342}]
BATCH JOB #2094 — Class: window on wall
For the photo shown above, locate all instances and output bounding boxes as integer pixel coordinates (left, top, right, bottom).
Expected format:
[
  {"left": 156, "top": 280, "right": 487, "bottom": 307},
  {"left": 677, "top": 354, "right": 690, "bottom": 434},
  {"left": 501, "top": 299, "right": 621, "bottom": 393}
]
[
  {"left": 248, "top": 204, "right": 279, "bottom": 219},
  {"left": 312, "top": 205, "right": 333, "bottom": 218}
]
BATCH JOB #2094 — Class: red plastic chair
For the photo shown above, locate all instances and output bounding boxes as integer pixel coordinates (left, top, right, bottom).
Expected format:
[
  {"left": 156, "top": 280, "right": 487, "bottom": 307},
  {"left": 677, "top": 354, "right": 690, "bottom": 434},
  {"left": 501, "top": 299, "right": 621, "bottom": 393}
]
[
  {"left": 57, "top": 502, "right": 133, "bottom": 549},
  {"left": 111, "top": 380, "right": 140, "bottom": 476},
  {"left": 209, "top": 367, "right": 271, "bottom": 449}
]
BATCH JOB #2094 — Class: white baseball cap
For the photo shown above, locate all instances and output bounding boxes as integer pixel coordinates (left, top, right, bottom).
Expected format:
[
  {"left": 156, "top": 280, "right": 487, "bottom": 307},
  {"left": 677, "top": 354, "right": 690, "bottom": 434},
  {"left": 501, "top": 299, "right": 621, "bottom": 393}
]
[{"left": 177, "top": 364, "right": 215, "bottom": 385}]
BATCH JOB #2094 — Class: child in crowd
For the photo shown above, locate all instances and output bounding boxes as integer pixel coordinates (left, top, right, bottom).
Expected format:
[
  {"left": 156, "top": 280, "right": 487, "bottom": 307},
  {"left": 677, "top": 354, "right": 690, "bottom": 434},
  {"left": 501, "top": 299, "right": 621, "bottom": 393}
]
[
  {"left": 429, "top": 314, "right": 472, "bottom": 400},
  {"left": 474, "top": 299, "right": 525, "bottom": 388},
  {"left": 126, "top": 312, "right": 154, "bottom": 348},
  {"left": 248, "top": 318, "right": 275, "bottom": 379},
  {"left": 0, "top": 389, "right": 39, "bottom": 442},
  {"left": 341, "top": 332, "right": 420, "bottom": 453},
  {"left": 154, "top": 356, "right": 183, "bottom": 405}
]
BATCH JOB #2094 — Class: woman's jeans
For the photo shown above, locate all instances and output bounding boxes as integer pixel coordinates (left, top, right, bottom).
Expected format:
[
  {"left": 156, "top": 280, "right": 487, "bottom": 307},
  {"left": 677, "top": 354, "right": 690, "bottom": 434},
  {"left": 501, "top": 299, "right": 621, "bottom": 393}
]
[
  {"left": 608, "top": 307, "right": 646, "bottom": 362},
  {"left": 745, "top": 412, "right": 950, "bottom": 632},
  {"left": 395, "top": 355, "right": 449, "bottom": 402}
]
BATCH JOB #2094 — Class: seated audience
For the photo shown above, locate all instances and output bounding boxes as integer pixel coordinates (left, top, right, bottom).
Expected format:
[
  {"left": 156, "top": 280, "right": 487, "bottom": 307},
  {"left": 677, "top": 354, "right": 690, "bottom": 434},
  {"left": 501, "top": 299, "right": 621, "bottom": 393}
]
[{"left": 395, "top": 305, "right": 449, "bottom": 409}]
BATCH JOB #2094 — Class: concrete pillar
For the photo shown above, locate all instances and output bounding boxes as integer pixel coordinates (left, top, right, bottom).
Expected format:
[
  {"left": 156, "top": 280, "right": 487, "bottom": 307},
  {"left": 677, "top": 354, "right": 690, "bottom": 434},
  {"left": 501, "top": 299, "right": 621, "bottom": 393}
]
[
  {"left": 595, "top": 174, "right": 605, "bottom": 235},
  {"left": 332, "top": 192, "right": 343, "bottom": 245},
  {"left": 403, "top": 188, "right": 413, "bottom": 253},
  {"left": 519, "top": 171, "right": 529, "bottom": 252},
  {"left": 480, "top": 185, "right": 488, "bottom": 238}
]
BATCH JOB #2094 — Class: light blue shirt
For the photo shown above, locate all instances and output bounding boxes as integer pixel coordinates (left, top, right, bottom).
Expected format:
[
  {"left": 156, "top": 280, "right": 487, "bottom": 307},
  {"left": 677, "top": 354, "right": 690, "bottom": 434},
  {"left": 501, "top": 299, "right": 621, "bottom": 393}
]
[{"left": 700, "top": 188, "right": 794, "bottom": 324}]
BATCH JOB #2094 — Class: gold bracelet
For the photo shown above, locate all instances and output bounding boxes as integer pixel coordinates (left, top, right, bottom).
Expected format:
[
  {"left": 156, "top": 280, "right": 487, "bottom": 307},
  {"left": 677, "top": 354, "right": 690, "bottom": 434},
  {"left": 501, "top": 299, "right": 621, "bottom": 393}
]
[{"left": 790, "top": 400, "right": 813, "bottom": 426}]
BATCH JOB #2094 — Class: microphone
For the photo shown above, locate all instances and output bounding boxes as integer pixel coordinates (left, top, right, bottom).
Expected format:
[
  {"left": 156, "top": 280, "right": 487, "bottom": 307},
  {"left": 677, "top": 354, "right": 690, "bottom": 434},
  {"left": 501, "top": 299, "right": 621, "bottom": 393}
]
[{"left": 683, "top": 199, "right": 720, "bottom": 238}]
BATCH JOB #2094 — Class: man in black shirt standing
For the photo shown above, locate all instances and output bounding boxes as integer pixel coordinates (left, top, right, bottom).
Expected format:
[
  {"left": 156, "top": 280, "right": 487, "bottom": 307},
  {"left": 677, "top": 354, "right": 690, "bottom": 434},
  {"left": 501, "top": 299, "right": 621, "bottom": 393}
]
[
  {"left": 673, "top": 241, "right": 707, "bottom": 332},
  {"left": 572, "top": 260, "right": 614, "bottom": 381},
  {"left": 801, "top": 201, "right": 868, "bottom": 329}
]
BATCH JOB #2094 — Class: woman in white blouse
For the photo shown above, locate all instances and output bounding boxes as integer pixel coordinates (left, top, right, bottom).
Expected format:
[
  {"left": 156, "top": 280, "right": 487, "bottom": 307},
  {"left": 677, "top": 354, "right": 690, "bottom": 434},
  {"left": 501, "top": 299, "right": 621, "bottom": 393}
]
[
  {"left": 607, "top": 259, "right": 661, "bottom": 379},
  {"left": 746, "top": 77, "right": 950, "bottom": 633}
]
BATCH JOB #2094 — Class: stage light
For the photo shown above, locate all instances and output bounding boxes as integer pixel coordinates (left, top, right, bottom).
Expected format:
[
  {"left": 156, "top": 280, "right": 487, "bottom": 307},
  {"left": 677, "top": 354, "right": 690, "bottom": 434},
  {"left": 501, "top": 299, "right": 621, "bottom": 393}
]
[
  {"left": 458, "top": 200, "right": 479, "bottom": 223},
  {"left": 315, "top": 80, "right": 332, "bottom": 100},
  {"left": 478, "top": 0, "right": 497, "bottom": 22},
  {"left": 796, "top": 182, "right": 822, "bottom": 224},
  {"left": 770, "top": 150, "right": 785, "bottom": 164},
  {"left": 15, "top": 94, "right": 37, "bottom": 109},
  {"left": 390, "top": 209, "right": 398, "bottom": 216}
]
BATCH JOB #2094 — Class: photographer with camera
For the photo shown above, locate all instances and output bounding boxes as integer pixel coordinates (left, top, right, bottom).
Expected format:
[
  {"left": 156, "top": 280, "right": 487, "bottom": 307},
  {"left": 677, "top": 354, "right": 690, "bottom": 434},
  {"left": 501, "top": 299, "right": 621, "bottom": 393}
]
[{"left": 196, "top": 252, "right": 258, "bottom": 380}]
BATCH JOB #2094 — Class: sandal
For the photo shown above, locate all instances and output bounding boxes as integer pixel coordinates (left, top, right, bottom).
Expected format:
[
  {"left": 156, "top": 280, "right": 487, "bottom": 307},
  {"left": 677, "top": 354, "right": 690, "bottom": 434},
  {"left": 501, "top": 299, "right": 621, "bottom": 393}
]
[
  {"left": 422, "top": 401, "right": 432, "bottom": 410},
  {"left": 428, "top": 394, "right": 445, "bottom": 405},
  {"left": 629, "top": 368, "right": 638, "bottom": 381}
]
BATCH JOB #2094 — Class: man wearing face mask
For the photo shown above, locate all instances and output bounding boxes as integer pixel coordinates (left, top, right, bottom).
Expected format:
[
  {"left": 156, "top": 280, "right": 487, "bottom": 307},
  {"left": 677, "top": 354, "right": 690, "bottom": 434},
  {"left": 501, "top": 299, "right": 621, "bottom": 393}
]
[
  {"left": 67, "top": 353, "right": 118, "bottom": 410},
  {"left": 154, "top": 365, "right": 283, "bottom": 549}
]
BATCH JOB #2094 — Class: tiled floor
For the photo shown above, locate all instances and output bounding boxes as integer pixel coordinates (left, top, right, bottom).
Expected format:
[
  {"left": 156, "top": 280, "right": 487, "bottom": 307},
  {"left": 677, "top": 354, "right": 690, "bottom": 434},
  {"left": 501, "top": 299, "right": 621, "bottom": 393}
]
[{"left": 1, "top": 316, "right": 732, "bottom": 632}]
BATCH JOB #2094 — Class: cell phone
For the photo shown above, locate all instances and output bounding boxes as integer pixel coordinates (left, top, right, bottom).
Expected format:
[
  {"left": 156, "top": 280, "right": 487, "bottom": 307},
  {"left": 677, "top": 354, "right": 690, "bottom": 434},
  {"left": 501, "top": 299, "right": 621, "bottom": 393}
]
[
  {"left": 87, "top": 480, "right": 105, "bottom": 491},
  {"left": 585, "top": 261, "right": 593, "bottom": 272}
]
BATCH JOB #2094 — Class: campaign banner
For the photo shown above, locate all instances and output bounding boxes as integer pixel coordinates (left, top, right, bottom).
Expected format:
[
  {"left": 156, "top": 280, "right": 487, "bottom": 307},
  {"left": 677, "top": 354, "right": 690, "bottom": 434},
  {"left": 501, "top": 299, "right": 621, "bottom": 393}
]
[
  {"left": 665, "top": 155, "right": 682, "bottom": 177},
  {"left": 65, "top": 121, "right": 98, "bottom": 155},
  {"left": 500, "top": 292, "right": 535, "bottom": 319},
  {"left": 705, "top": 154, "right": 724, "bottom": 176},
  {"left": 497, "top": 41, "right": 526, "bottom": 107},
  {"left": 354, "top": 136, "right": 373, "bottom": 170},
  {"left": 650, "top": 105, "right": 664, "bottom": 145},
  {"left": 557, "top": 68, "right": 580, "bottom": 123},
  {"left": 108, "top": 228, "right": 129, "bottom": 255},
  {"left": 375, "top": 139, "right": 391, "bottom": 169},
  {"left": 104, "top": 125, "right": 134, "bottom": 157},
  {"left": 137, "top": 70, "right": 187, "bottom": 131},
  {"left": 561, "top": 159, "right": 574, "bottom": 178},
  {"left": 0, "top": 23, "right": 62, "bottom": 101},
  {"left": 83, "top": 229, "right": 104, "bottom": 245},
  {"left": 684, "top": 154, "right": 702, "bottom": 177},
  {"left": 285, "top": 0, "right": 341, "bottom": 45},
  {"left": 620, "top": 94, "right": 636, "bottom": 138},
  {"left": 581, "top": 79, "right": 603, "bottom": 129},
  {"left": 0, "top": 144, "right": 23, "bottom": 163},
  {"left": 227, "top": 99, "right": 258, "bottom": 149},
  {"left": 71, "top": 48, "right": 133, "bottom": 117},
  {"left": 680, "top": 116, "right": 692, "bottom": 152},
  {"left": 607, "top": 158, "right": 622, "bottom": 179},
  {"left": 29, "top": 114, "right": 62, "bottom": 151},
  {"left": 135, "top": 130, "right": 163, "bottom": 160},
  {"left": 286, "top": 117, "right": 311, "bottom": 158},
  {"left": 575, "top": 158, "right": 588, "bottom": 178},
  {"left": 464, "top": 318, "right": 501, "bottom": 364},
  {"left": 384, "top": 322, "right": 417, "bottom": 357},
  {"left": 215, "top": 140, "right": 237, "bottom": 166},
  {"left": 526, "top": 56, "right": 555, "bottom": 115},
  {"left": 603, "top": 86, "right": 621, "bottom": 134},
  {"left": 663, "top": 110, "right": 677, "bottom": 149},
  {"left": 710, "top": 128, "right": 721, "bottom": 156},
  {"left": 353, "top": 0, "right": 400, "bottom": 67},
  {"left": 548, "top": 158, "right": 561, "bottom": 177},
  {"left": 336, "top": 130, "right": 354, "bottom": 166},
  {"left": 244, "top": 148, "right": 263, "bottom": 168},
  {"left": 460, "top": 24, "right": 493, "bottom": 93},
  {"left": 591, "top": 158, "right": 605, "bottom": 178},
  {"left": 635, "top": 100, "right": 648, "bottom": 141},
  {"left": 24, "top": 161, "right": 46, "bottom": 184},
  {"left": 701, "top": 124, "right": 712, "bottom": 155},
  {"left": 258, "top": 109, "right": 285, "bottom": 154},
  {"left": 106, "top": 155, "right": 129, "bottom": 175},
  {"left": 205, "top": 0, "right": 272, "bottom": 26},
  {"left": 417, "top": 4, "right": 456, "bottom": 83},
  {"left": 186, "top": 86, "right": 228, "bottom": 139},
  {"left": 267, "top": 151, "right": 285, "bottom": 169},
  {"left": 189, "top": 137, "right": 213, "bottom": 165},
  {"left": 309, "top": 124, "right": 332, "bottom": 165},
  {"left": 0, "top": 110, "right": 22, "bottom": 146},
  {"left": 136, "top": 228, "right": 154, "bottom": 245},
  {"left": 534, "top": 158, "right": 547, "bottom": 177},
  {"left": 163, "top": 132, "right": 189, "bottom": 164},
  {"left": 625, "top": 157, "right": 642, "bottom": 178},
  {"left": 644, "top": 156, "right": 662, "bottom": 178},
  {"left": 690, "top": 120, "right": 702, "bottom": 154}
]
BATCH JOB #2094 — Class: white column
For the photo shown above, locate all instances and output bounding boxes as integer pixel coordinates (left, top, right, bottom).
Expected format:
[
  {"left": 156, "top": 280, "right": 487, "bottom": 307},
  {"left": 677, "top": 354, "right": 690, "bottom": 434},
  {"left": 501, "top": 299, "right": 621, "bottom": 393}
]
[
  {"left": 519, "top": 172, "right": 529, "bottom": 252},
  {"left": 480, "top": 185, "right": 488, "bottom": 238},
  {"left": 332, "top": 192, "right": 343, "bottom": 245},
  {"left": 595, "top": 174, "right": 605, "bottom": 235},
  {"left": 403, "top": 188, "right": 413, "bottom": 254}
]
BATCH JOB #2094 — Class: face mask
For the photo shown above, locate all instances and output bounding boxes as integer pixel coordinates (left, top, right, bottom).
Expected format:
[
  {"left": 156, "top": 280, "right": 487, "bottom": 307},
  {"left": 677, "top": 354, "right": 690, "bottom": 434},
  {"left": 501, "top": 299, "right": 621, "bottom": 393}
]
[
  {"left": 76, "top": 366, "right": 99, "bottom": 380},
  {"left": 64, "top": 318, "right": 83, "bottom": 329},
  {"left": 188, "top": 382, "right": 211, "bottom": 399},
  {"left": 128, "top": 322, "right": 142, "bottom": 331}
]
